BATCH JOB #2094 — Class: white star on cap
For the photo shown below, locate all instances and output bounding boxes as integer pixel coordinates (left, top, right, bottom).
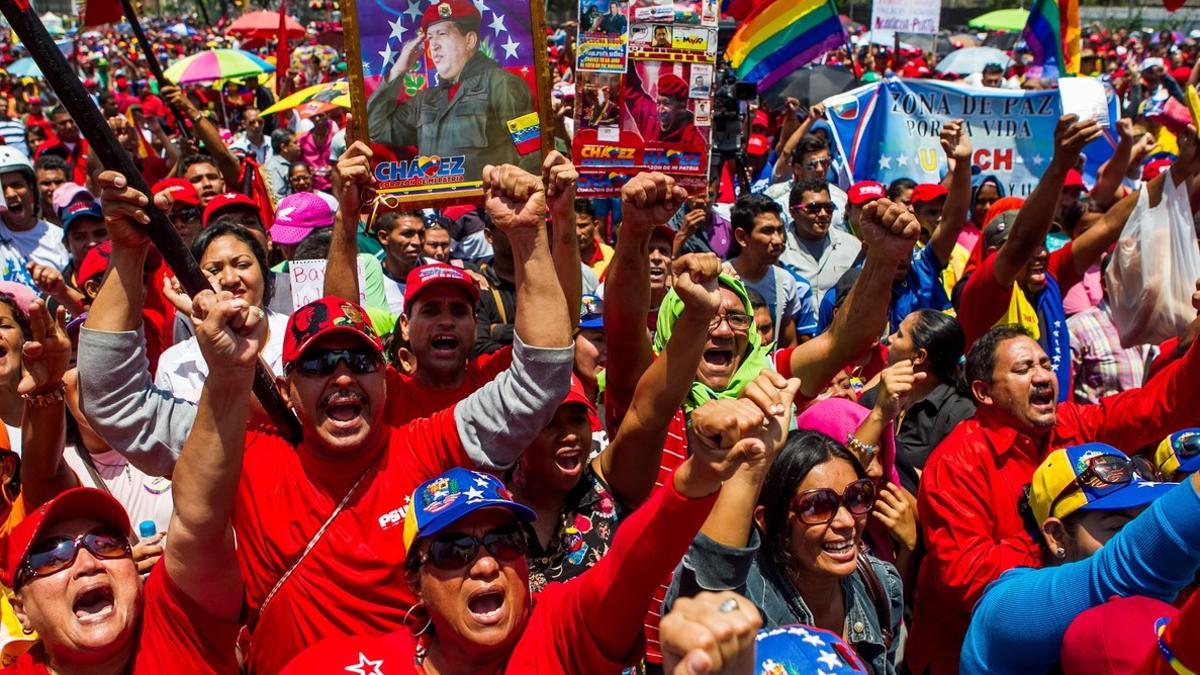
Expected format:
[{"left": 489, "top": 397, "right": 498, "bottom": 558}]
[
  {"left": 800, "top": 630, "right": 824, "bottom": 647},
  {"left": 465, "top": 486, "right": 484, "bottom": 500},
  {"left": 502, "top": 35, "right": 521, "bottom": 60},
  {"left": 817, "top": 650, "right": 841, "bottom": 669},
  {"left": 474, "top": 475, "right": 491, "bottom": 487},
  {"left": 489, "top": 12, "right": 507, "bottom": 35},
  {"left": 344, "top": 652, "right": 384, "bottom": 675}
]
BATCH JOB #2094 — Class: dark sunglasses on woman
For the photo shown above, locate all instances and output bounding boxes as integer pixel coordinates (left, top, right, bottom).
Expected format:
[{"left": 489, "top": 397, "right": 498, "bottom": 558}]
[
  {"left": 416, "top": 525, "right": 528, "bottom": 571},
  {"left": 791, "top": 478, "right": 877, "bottom": 525},
  {"left": 16, "top": 527, "right": 131, "bottom": 589}
]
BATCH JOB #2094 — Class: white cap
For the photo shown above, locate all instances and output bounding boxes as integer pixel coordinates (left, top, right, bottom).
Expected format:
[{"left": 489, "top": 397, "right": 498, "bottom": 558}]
[{"left": 1140, "top": 57, "right": 1166, "bottom": 71}]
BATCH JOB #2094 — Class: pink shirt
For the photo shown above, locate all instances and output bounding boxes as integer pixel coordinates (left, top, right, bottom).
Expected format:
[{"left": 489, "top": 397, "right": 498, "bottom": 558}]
[
  {"left": 1062, "top": 264, "right": 1103, "bottom": 316},
  {"left": 298, "top": 130, "right": 333, "bottom": 191}
]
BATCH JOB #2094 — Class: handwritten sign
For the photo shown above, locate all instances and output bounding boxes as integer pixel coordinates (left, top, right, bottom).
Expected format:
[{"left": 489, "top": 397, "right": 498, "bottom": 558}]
[{"left": 290, "top": 258, "right": 368, "bottom": 310}]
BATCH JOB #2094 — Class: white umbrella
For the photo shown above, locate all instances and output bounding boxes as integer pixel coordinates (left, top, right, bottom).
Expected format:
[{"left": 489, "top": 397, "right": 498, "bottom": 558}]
[{"left": 935, "top": 46, "right": 1013, "bottom": 75}]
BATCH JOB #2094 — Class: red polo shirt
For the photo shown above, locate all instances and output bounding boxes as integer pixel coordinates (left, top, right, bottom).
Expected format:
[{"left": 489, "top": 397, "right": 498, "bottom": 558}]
[
  {"left": 908, "top": 338, "right": 1200, "bottom": 675},
  {"left": 385, "top": 346, "right": 512, "bottom": 425},
  {"left": 235, "top": 407, "right": 471, "bottom": 674}
]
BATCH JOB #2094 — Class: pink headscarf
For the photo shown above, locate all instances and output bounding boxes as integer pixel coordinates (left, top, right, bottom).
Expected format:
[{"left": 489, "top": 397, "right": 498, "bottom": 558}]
[{"left": 795, "top": 398, "right": 901, "bottom": 563}]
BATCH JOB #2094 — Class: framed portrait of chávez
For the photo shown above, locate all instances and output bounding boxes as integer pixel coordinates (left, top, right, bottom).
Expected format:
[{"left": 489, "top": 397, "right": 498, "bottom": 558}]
[{"left": 343, "top": 0, "right": 553, "bottom": 210}]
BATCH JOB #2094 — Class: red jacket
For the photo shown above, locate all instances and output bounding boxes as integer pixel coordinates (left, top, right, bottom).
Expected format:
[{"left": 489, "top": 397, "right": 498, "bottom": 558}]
[{"left": 907, "top": 337, "right": 1200, "bottom": 675}]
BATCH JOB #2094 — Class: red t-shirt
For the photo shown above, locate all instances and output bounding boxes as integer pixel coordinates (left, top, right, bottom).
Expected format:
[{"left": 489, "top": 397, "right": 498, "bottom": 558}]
[
  {"left": 385, "top": 347, "right": 513, "bottom": 425},
  {"left": 236, "top": 408, "right": 471, "bottom": 674},
  {"left": 1, "top": 560, "right": 240, "bottom": 674}
]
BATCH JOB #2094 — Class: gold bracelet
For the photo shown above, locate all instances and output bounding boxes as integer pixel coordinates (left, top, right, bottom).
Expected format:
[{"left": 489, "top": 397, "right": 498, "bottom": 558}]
[{"left": 22, "top": 382, "right": 65, "bottom": 408}]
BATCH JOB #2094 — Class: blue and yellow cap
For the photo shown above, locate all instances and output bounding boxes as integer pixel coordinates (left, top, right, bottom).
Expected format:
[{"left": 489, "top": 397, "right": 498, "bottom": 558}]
[
  {"left": 1154, "top": 428, "right": 1200, "bottom": 480},
  {"left": 1029, "top": 443, "right": 1174, "bottom": 525},
  {"left": 402, "top": 468, "right": 536, "bottom": 555}
]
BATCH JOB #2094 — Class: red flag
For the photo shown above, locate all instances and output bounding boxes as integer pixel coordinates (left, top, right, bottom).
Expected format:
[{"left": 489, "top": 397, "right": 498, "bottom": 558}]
[
  {"left": 276, "top": 0, "right": 290, "bottom": 97},
  {"left": 83, "top": 0, "right": 123, "bottom": 27},
  {"left": 239, "top": 157, "right": 276, "bottom": 228},
  {"left": 1164, "top": 0, "right": 1185, "bottom": 11}
]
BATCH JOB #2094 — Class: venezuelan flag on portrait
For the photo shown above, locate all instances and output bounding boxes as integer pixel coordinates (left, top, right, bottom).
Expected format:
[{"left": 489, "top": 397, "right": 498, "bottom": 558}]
[
  {"left": 1019, "top": 0, "right": 1080, "bottom": 80},
  {"left": 725, "top": 0, "right": 847, "bottom": 91},
  {"left": 507, "top": 112, "right": 541, "bottom": 156}
]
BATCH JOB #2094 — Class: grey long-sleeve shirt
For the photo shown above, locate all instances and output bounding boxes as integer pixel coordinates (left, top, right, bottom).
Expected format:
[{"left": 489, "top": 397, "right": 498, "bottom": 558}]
[{"left": 77, "top": 326, "right": 573, "bottom": 477}]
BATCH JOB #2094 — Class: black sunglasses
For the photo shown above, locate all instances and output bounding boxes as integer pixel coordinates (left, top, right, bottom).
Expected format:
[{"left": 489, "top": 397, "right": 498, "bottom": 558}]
[
  {"left": 173, "top": 205, "right": 201, "bottom": 223},
  {"left": 1048, "top": 454, "right": 1154, "bottom": 519},
  {"left": 417, "top": 525, "right": 528, "bottom": 571},
  {"left": 289, "top": 347, "right": 383, "bottom": 377},
  {"left": 791, "top": 478, "right": 877, "bottom": 525},
  {"left": 793, "top": 202, "right": 835, "bottom": 215},
  {"left": 17, "top": 527, "right": 131, "bottom": 589}
]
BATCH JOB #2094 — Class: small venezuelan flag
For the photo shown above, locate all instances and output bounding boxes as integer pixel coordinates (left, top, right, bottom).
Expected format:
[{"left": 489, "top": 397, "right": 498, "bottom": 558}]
[
  {"left": 1020, "top": 0, "right": 1080, "bottom": 80},
  {"left": 507, "top": 112, "right": 541, "bottom": 156},
  {"left": 725, "top": 0, "right": 846, "bottom": 91}
]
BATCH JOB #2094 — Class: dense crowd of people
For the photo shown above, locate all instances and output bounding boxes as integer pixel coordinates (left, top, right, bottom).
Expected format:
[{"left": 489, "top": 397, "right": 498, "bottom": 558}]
[{"left": 0, "top": 7, "right": 1196, "bottom": 675}]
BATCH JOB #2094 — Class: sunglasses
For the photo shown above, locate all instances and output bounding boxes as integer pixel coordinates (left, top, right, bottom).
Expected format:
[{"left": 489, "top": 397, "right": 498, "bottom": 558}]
[
  {"left": 417, "top": 525, "right": 528, "bottom": 571},
  {"left": 172, "top": 205, "right": 201, "bottom": 223},
  {"left": 791, "top": 478, "right": 877, "bottom": 525},
  {"left": 17, "top": 527, "right": 131, "bottom": 588},
  {"left": 708, "top": 311, "right": 752, "bottom": 333},
  {"left": 1048, "top": 453, "right": 1155, "bottom": 519},
  {"left": 793, "top": 202, "right": 835, "bottom": 215},
  {"left": 803, "top": 157, "right": 832, "bottom": 170},
  {"left": 289, "top": 347, "right": 384, "bottom": 376}
]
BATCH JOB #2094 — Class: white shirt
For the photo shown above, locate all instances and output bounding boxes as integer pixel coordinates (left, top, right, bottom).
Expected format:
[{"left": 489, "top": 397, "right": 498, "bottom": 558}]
[
  {"left": 1, "top": 219, "right": 69, "bottom": 270},
  {"left": 64, "top": 447, "right": 173, "bottom": 535},
  {"left": 231, "top": 134, "right": 272, "bottom": 164},
  {"left": 154, "top": 310, "right": 289, "bottom": 402}
]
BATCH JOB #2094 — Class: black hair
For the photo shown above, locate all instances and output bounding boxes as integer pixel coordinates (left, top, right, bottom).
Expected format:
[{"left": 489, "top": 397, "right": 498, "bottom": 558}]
[
  {"left": 190, "top": 222, "right": 275, "bottom": 306},
  {"left": 269, "top": 128, "right": 294, "bottom": 154},
  {"left": 1017, "top": 484, "right": 1084, "bottom": 565},
  {"left": 757, "top": 431, "right": 866, "bottom": 574},
  {"left": 907, "top": 309, "right": 965, "bottom": 383},
  {"left": 373, "top": 211, "right": 424, "bottom": 236},
  {"left": 982, "top": 63, "right": 1005, "bottom": 76},
  {"left": 49, "top": 106, "right": 70, "bottom": 120},
  {"left": 180, "top": 153, "right": 218, "bottom": 176},
  {"left": 33, "top": 154, "right": 68, "bottom": 174},
  {"left": 289, "top": 160, "right": 312, "bottom": 176},
  {"left": 887, "top": 177, "right": 916, "bottom": 201},
  {"left": 791, "top": 134, "right": 828, "bottom": 165},
  {"left": 0, "top": 293, "right": 31, "bottom": 341},
  {"left": 293, "top": 227, "right": 335, "bottom": 260},
  {"left": 731, "top": 193, "right": 782, "bottom": 233},
  {"left": 788, "top": 178, "right": 830, "bottom": 208},
  {"left": 964, "top": 324, "right": 1033, "bottom": 387},
  {"left": 574, "top": 198, "right": 597, "bottom": 218},
  {"left": 745, "top": 286, "right": 767, "bottom": 311}
]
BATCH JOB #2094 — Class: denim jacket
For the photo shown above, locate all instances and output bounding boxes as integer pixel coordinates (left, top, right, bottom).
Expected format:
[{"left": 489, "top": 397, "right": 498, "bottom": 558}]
[{"left": 664, "top": 530, "right": 904, "bottom": 675}]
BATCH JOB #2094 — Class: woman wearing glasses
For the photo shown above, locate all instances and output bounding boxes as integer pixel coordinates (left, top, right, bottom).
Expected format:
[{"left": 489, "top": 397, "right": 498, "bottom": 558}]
[
  {"left": 665, "top": 430, "right": 904, "bottom": 675},
  {"left": 960, "top": 444, "right": 1200, "bottom": 674}
]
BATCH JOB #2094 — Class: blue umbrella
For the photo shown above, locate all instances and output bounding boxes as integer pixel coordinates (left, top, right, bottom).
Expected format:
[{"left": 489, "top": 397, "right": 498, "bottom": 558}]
[
  {"left": 7, "top": 58, "right": 42, "bottom": 79},
  {"left": 934, "top": 46, "right": 1013, "bottom": 76}
]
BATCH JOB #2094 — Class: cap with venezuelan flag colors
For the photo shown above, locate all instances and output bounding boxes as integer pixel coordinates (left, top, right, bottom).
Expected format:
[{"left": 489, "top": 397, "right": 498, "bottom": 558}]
[
  {"left": 1154, "top": 429, "right": 1200, "bottom": 479},
  {"left": 1029, "top": 443, "right": 1174, "bottom": 526},
  {"left": 402, "top": 468, "right": 536, "bottom": 555}
]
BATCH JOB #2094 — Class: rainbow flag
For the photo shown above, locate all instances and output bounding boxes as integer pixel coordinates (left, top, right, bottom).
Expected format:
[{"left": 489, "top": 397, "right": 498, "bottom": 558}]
[
  {"left": 1020, "top": 0, "right": 1080, "bottom": 80},
  {"left": 725, "top": 0, "right": 847, "bottom": 91}
]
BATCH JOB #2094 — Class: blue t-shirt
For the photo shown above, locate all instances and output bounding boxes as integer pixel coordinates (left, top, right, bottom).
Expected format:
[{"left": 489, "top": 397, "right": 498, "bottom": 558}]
[{"left": 816, "top": 245, "right": 950, "bottom": 334}]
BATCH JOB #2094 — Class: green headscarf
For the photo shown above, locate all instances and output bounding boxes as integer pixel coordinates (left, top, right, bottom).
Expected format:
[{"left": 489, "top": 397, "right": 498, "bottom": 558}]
[{"left": 652, "top": 274, "right": 770, "bottom": 412}]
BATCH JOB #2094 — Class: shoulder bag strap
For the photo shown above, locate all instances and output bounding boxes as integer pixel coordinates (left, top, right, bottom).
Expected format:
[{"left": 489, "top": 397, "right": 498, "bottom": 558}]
[{"left": 856, "top": 554, "right": 894, "bottom": 648}]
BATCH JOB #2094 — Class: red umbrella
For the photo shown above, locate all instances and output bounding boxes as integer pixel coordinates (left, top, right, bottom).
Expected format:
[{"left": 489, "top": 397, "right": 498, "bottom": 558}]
[{"left": 228, "top": 10, "right": 305, "bottom": 40}]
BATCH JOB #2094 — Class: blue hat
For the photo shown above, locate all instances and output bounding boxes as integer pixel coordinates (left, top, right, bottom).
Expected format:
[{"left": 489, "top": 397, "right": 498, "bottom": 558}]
[
  {"left": 580, "top": 294, "right": 603, "bottom": 330},
  {"left": 59, "top": 199, "right": 104, "bottom": 232},
  {"left": 403, "top": 468, "right": 535, "bottom": 552},
  {"left": 755, "top": 624, "right": 867, "bottom": 674},
  {"left": 1030, "top": 443, "right": 1176, "bottom": 524},
  {"left": 1155, "top": 428, "right": 1200, "bottom": 478}
]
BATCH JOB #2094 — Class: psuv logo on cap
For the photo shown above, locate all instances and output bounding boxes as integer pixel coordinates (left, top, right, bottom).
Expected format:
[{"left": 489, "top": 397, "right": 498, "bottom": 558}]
[{"left": 418, "top": 265, "right": 465, "bottom": 283}]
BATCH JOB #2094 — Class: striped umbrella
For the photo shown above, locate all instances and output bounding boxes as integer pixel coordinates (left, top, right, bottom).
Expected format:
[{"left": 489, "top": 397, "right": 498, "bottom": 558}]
[{"left": 164, "top": 49, "right": 276, "bottom": 85}]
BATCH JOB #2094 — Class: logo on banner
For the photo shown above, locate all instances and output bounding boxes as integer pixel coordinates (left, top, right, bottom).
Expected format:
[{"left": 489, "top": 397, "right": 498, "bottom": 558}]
[
  {"left": 645, "top": 149, "right": 703, "bottom": 170},
  {"left": 375, "top": 156, "right": 467, "bottom": 185}
]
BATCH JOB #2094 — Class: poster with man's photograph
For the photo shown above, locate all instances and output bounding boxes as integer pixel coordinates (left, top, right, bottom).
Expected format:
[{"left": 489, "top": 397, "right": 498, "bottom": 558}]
[
  {"left": 629, "top": 0, "right": 718, "bottom": 26},
  {"left": 577, "top": 0, "right": 629, "bottom": 73},
  {"left": 350, "top": 0, "right": 550, "bottom": 208}
]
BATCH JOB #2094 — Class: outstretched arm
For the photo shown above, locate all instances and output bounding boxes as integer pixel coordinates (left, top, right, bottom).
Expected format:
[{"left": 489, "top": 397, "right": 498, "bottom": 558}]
[
  {"left": 1090, "top": 117, "right": 1136, "bottom": 208},
  {"left": 927, "top": 119, "right": 973, "bottom": 264},
  {"left": 165, "top": 290, "right": 262, "bottom": 621},
  {"left": 16, "top": 301, "right": 77, "bottom": 510},
  {"left": 163, "top": 86, "right": 241, "bottom": 188},
  {"left": 324, "top": 141, "right": 374, "bottom": 302},
  {"left": 543, "top": 151, "right": 582, "bottom": 329}
]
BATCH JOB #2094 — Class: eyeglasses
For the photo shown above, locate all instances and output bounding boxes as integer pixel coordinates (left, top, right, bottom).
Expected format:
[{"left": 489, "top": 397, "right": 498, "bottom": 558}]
[
  {"left": 417, "top": 525, "right": 528, "bottom": 571},
  {"left": 709, "top": 312, "right": 752, "bottom": 333},
  {"left": 16, "top": 527, "right": 131, "bottom": 589},
  {"left": 791, "top": 478, "right": 877, "bottom": 525},
  {"left": 803, "top": 157, "right": 832, "bottom": 170},
  {"left": 172, "top": 205, "right": 201, "bottom": 223},
  {"left": 289, "top": 347, "right": 384, "bottom": 376},
  {"left": 1047, "top": 454, "right": 1155, "bottom": 519},
  {"left": 793, "top": 202, "right": 835, "bottom": 215}
]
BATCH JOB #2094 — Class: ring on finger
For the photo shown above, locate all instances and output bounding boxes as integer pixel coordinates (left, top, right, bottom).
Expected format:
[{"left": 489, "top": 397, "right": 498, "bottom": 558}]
[{"left": 718, "top": 598, "right": 739, "bottom": 614}]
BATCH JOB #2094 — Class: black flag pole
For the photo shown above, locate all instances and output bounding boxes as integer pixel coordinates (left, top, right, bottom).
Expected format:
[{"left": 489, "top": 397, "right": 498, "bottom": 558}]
[
  {"left": 0, "top": 1, "right": 302, "bottom": 444},
  {"left": 117, "top": 0, "right": 192, "bottom": 139}
]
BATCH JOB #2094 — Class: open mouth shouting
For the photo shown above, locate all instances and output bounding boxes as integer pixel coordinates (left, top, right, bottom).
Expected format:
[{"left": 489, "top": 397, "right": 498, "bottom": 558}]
[
  {"left": 72, "top": 581, "right": 116, "bottom": 625},
  {"left": 1029, "top": 385, "right": 1055, "bottom": 414},
  {"left": 820, "top": 538, "right": 857, "bottom": 564},
  {"left": 554, "top": 445, "right": 585, "bottom": 478},
  {"left": 430, "top": 333, "right": 461, "bottom": 358},
  {"left": 467, "top": 586, "right": 507, "bottom": 626},
  {"left": 320, "top": 389, "right": 368, "bottom": 430}
]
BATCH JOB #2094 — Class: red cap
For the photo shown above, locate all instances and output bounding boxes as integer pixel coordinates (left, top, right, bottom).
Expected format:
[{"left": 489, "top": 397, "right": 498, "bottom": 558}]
[
  {"left": 151, "top": 177, "right": 201, "bottom": 207},
  {"left": 847, "top": 181, "right": 885, "bottom": 205},
  {"left": 202, "top": 192, "right": 258, "bottom": 226},
  {"left": 752, "top": 109, "right": 769, "bottom": 130},
  {"left": 114, "top": 76, "right": 129, "bottom": 89},
  {"left": 902, "top": 62, "right": 931, "bottom": 78},
  {"left": 421, "top": 0, "right": 481, "bottom": 31},
  {"left": 650, "top": 224, "right": 676, "bottom": 242},
  {"left": 77, "top": 240, "right": 113, "bottom": 287},
  {"left": 1142, "top": 158, "right": 1173, "bottom": 181},
  {"left": 746, "top": 133, "right": 770, "bottom": 157},
  {"left": 562, "top": 374, "right": 597, "bottom": 415},
  {"left": 1060, "top": 596, "right": 1178, "bottom": 675},
  {"left": 403, "top": 263, "right": 480, "bottom": 311},
  {"left": 1173, "top": 66, "right": 1192, "bottom": 83},
  {"left": 1064, "top": 168, "right": 1086, "bottom": 190},
  {"left": 1, "top": 488, "right": 131, "bottom": 588},
  {"left": 911, "top": 183, "right": 948, "bottom": 204},
  {"left": 657, "top": 74, "right": 689, "bottom": 99},
  {"left": 282, "top": 297, "right": 384, "bottom": 369}
]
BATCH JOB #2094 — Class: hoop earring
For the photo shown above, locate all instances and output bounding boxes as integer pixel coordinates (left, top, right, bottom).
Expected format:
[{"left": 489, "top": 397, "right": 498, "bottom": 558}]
[{"left": 402, "top": 602, "right": 433, "bottom": 637}]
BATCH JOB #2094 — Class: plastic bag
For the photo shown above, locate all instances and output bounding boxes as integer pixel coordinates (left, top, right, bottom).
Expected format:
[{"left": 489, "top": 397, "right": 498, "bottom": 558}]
[{"left": 1106, "top": 167, "right": 1200, "bottom": 346}]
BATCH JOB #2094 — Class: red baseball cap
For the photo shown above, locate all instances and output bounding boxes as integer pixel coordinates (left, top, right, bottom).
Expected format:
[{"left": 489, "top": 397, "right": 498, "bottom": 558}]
[
  {"left": 746, "top": 133, "right": 770, "bottom": 157},
  {"left": 1060, "top": 596, "right": 1178, "bottom": 675},
  {"left": 1, "top": 487, "right": 131, "bottom": 588},
  {"left": 911, "top": 183, "right": 948, "bottom": 204},
  {"left": 1142, "top": 157, "right": 1173, "bottom": 181},
  {"left": 77, "top": 240, "right": 113, "bottom": 287},
  {"left": 847, "top": 181, "right": 886, "bottom": 205},
  {"left": 650, "top": 224, "right": 677, "bottom": 242},
  {"left": 282, "top": 297, "right": 385, "bottom": 369},
  {"left": 752, "top": 109, "right": 769, "bottom": 130},
  {"left": 1064, "top": 169, "right": 1086, "bottom": 191},
  {"left": 562, "top": 374, "right": 597, "bottom": 416},
  {"left": 151, "top": 177, "right": 201, "bottom": 208},
  {"left": 421, "top": 0, "right": 481, "bottom": 31},
  {"left": 202, "top": 192, "right": 258, "bottom": 226},
  {"left": 403, "top": 263, "right": 480, "bottom": 311}
]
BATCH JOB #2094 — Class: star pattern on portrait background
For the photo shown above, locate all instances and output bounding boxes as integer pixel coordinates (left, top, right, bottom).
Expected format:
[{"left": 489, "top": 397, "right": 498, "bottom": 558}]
[{"left": 375, "top": 0, "right": 526, "bottom": 75}]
